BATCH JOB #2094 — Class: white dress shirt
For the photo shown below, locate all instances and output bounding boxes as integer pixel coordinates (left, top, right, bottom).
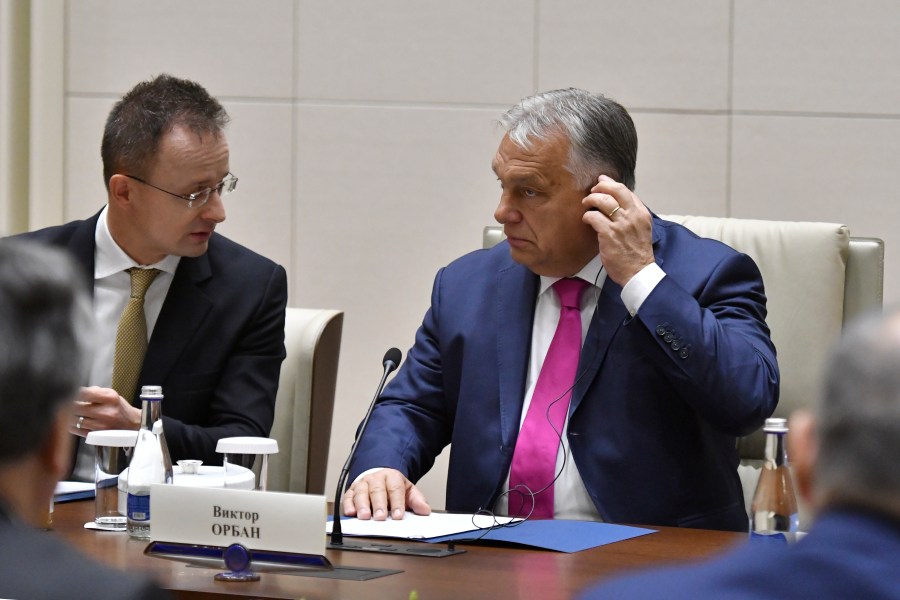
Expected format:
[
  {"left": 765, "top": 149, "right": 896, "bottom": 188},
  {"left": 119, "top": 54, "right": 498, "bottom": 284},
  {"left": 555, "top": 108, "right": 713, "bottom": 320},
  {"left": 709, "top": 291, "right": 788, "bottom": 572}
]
[
  {"left": 72, "top": 206, "right": 180, "bottom": 480},
  {"left": 498, "top": 257, "right": 665, "bottom": 520},
  {"left": 89, "top": 206, "right": 180, "bottom": 388}
]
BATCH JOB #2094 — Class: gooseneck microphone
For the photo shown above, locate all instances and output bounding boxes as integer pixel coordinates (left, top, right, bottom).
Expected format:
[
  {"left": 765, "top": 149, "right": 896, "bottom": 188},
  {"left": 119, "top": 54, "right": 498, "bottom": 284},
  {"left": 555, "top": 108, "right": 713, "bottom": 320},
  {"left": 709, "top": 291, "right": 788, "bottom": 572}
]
[{"left": 330, "top": 347, "right": 402, "bottom": 546}]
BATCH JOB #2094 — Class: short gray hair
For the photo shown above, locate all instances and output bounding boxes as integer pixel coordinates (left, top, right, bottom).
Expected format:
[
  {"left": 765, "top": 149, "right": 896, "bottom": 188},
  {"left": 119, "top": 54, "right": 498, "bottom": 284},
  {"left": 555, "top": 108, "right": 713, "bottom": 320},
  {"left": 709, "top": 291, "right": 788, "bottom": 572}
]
[
  {"left": 499, "top": 88, "right": 638, "bottom": 190},
  {"left": 0, "top": 240, "right": 93, "bottom": 463},
  {"left": 816, "top": 307, "right": 900, "bottom": 512}
]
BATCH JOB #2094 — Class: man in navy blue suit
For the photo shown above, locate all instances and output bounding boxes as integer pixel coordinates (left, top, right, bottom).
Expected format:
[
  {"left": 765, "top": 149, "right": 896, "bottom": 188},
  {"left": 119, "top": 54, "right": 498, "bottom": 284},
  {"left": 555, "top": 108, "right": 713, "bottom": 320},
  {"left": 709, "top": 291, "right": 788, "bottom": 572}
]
[
  {"left": 579, "top": 307, "right": 900, "bottom": 599},
  {"left": 343, "top": 88, "right": 779, "bottom": 531},
  {"left": 13, "top": 75, "right": 287, "bottom": 476}
]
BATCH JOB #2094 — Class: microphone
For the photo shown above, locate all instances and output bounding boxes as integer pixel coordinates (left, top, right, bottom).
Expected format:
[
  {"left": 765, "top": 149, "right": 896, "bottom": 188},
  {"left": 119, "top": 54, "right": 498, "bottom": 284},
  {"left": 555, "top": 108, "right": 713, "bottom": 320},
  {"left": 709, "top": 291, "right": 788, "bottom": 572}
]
[
  {"left": 330, "top": 347, "right": 402, "bottom": 546},
  {"left": 327, "top": 348, "right": 465, "bottom": 557}
]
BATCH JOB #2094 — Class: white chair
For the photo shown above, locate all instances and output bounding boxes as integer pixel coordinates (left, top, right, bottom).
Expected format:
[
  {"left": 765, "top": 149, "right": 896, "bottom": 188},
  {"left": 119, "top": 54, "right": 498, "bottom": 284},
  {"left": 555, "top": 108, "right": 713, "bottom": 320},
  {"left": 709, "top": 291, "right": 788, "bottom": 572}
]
[
  {"left": 266, "top": 308, "right": 343, "bottom": 494},
  {"left": 484, "top": 218, "right": 885, "bottom": 522}
]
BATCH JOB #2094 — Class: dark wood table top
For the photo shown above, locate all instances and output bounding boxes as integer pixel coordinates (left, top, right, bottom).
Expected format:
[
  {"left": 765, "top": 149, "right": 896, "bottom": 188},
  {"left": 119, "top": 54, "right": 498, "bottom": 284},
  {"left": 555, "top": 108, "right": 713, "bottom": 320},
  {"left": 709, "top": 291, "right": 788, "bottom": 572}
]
[{"left": 53, "top": 499, "right": 743, "bottom": 599}]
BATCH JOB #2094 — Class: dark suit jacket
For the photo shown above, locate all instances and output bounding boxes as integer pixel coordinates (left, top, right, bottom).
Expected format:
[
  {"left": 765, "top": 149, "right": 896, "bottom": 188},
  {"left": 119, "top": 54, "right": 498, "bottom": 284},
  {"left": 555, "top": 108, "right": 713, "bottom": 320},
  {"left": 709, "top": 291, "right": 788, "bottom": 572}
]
[
  {"left": 0, "top": 501, "right": 170, "bottom": 599},
  {"left": 15, "top": 211, "right": 288, "bottom": 465},
  {"left": 350, "top": 216, "right": 779, "bottom": 531},
  {"left": 579, "top": 508, "right": 900, "bottom": 599}
]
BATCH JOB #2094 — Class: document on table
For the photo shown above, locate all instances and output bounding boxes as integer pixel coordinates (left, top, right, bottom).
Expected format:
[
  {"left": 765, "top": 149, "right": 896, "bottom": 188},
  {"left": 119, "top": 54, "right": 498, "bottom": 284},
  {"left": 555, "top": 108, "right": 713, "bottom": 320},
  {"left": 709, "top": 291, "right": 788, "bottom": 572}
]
[
  {"left": 54, "top": 481, "right": 95, "bottom": 502},
  {"left": 327, "top": 511, "right": 519, "bottom": 539},
  {"left": 327, "top": 512, "right": 657, "bottom": 552}
]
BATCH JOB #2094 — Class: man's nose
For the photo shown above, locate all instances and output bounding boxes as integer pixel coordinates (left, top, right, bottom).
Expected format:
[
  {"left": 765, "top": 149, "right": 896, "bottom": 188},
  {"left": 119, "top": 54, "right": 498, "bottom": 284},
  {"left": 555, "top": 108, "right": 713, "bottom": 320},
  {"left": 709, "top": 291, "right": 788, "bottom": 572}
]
[{"left": 201, "top": 189, "right": 226, "bottom": 223}]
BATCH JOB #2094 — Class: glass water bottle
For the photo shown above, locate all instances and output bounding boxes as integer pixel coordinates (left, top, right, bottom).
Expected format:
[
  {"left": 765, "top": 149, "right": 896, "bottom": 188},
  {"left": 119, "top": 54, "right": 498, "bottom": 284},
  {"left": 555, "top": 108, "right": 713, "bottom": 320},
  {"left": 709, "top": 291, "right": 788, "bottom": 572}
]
[
  {"left": 749, "top": 417, "right": 799, "bottom": 543},
  {"left": 126, "top": 385, "right": 173, "bottom": 540}
]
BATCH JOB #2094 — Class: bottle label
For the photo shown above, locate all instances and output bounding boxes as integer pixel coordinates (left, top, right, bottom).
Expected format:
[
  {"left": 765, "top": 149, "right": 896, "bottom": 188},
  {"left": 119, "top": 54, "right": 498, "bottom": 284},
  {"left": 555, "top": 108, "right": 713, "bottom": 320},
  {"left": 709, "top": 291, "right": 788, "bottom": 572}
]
[
  {"left": 749, "top": 530, "right": 789, "bottom": 544},
  {"left": 127, "top": 493, "right": 151, "bottom": 522}
]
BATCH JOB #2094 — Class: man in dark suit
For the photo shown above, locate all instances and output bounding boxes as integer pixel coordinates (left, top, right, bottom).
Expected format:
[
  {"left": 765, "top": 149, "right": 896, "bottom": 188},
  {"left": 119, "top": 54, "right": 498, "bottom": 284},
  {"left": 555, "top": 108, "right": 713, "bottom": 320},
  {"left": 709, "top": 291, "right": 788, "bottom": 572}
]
[
  {"left": 343, "top": 88, "right": 778, "bottom": 531},
  {"left": 0, "top": 240, "right": 169, "bottom": 599},
  {"left": 14, "top": 74, "right": 287, "bottom": 474},
  {"left": 579, "top": 307, "right": 900, "bottom": 599}
]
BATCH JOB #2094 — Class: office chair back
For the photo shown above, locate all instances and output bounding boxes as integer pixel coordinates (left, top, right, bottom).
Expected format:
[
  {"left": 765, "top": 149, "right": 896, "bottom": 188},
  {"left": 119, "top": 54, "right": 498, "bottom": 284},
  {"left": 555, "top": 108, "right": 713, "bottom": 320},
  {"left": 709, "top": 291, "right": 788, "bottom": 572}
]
[{"left": 267, "top": 307, "right": 343, "bottom": 494}]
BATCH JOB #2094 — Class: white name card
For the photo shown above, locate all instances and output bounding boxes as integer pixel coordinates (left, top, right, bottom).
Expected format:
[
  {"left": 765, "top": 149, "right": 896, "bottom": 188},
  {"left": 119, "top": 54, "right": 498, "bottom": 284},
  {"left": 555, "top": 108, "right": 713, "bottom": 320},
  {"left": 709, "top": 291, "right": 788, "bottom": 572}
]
[{"left": 150, "top": 484, "right": 326, "bottom": 556}]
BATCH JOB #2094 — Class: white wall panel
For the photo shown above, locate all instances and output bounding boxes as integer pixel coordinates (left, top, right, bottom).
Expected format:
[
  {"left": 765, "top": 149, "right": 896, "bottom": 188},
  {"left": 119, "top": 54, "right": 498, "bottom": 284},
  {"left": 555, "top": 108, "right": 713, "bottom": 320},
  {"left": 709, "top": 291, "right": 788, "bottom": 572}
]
[
  {"left": 631, "top": 112, "right": 730, "bottom": 216},
  {"left": 294, "top": 104, "right": 504, "bottom": 506},
  {"left": 538, "top": 0, "right": 731, "bottom": 111},
  {"left": 65, "top": 97, "right": 114, "bottom": 221},
  {"left": 294, "top": 0, "right": 533, "bottom": 104},
  {"left": 733, "top": 0, "right": 900, "bottom": 114},
  {"left": 66, "top": 0, "right": 294, "bottom": 98},
  {"left": 731, "top": 115, "right": 900, "bottom": 303},
  {"left": 214, "top": 102, "right": 294, "bottom": 278}
]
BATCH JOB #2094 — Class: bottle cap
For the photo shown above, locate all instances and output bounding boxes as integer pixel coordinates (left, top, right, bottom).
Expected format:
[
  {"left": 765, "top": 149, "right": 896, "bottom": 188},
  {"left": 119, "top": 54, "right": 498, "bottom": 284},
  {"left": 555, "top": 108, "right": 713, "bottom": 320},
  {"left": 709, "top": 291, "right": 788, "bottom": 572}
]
[
  {"left": 140, "top": 385, "right": 163, "bottom": 399},
  {"left": 763, "top": 417, "right": 789, "bottom": 433},
  {"left": 215, "top": 437, "right": 279, "bottom": 455},
  {"left": 85, "top": 429, "right": 139, "bottom": 447}
]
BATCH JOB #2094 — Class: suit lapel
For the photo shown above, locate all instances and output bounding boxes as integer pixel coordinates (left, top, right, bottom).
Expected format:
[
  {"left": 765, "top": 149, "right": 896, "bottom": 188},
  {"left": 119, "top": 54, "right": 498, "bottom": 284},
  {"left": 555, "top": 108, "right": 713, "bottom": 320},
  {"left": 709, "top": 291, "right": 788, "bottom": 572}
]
[
  {"left": 570, "top": 218, "right": 665, "bottom": 412},
  {"left": 571, "top": 279, "right": 627, "bottom": 412},
  {"left": 495, "top": 260, "right": 538, "bottom": 449},
  {"left": 67, "top": 213, "right": 102, "bottom": 295},
  {"left": 139, "top": 253, "right": 214, "bottom": 392}
]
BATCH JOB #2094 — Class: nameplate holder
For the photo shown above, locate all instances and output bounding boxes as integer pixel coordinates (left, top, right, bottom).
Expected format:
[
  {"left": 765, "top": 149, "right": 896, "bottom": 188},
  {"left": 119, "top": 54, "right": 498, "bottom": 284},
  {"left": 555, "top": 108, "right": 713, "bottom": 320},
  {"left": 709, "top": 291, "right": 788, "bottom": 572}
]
[{"left": 150, "top": 484, "right": 326, "bottom": 556}]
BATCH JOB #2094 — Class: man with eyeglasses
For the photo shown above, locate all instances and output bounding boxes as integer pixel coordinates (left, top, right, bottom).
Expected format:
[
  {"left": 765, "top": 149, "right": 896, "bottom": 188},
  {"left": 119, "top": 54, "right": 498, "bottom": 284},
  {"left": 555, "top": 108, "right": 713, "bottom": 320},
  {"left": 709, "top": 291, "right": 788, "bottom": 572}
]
[{"left": 12, "top": 74, "right": 288, "bottom": 478}]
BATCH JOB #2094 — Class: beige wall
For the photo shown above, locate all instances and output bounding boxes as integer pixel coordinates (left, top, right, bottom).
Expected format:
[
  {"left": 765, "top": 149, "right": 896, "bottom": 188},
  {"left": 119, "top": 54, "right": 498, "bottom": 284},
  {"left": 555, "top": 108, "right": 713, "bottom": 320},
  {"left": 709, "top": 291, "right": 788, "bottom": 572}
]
[{"left": 35, "top": 0, "right": 900, "bottom": 508}]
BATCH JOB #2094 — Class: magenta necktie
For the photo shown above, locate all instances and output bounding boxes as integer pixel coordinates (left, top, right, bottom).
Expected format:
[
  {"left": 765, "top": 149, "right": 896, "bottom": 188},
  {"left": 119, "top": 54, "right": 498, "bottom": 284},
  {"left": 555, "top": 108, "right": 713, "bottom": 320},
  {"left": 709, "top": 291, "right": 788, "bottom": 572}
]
[{"left": 509, "top": 277, "right": 589, "bottom": 519}]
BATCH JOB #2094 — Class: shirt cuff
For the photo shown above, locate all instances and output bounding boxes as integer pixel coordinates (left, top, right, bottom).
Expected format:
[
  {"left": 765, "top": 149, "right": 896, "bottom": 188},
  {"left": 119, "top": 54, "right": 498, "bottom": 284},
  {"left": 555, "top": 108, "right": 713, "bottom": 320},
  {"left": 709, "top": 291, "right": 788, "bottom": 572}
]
[
  {"left": 620, "top": 263, "right": 666, "bottom": 317},
  {"left": 352, "top": 467, "right": 389, "bottom": 485}
]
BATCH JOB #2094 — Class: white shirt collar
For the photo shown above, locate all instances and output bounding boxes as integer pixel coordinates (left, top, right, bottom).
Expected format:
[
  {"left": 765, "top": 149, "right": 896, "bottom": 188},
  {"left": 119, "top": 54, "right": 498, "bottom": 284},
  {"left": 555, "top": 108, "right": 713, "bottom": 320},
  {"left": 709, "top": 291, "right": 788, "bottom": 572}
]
[
  {"left": 94, "top": 205, "right": 181, "bottom": 277},
  {"left": 537, "top": 254, "right": 605, "bottom": 296}
]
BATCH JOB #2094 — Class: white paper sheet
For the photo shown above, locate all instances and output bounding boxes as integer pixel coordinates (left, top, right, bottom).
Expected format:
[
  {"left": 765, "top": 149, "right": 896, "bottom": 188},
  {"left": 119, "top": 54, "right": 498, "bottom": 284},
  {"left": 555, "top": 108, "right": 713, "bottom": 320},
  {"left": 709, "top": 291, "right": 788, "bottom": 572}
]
[{"left": 327, "top": 511, "right": 520, "bottom": 539}]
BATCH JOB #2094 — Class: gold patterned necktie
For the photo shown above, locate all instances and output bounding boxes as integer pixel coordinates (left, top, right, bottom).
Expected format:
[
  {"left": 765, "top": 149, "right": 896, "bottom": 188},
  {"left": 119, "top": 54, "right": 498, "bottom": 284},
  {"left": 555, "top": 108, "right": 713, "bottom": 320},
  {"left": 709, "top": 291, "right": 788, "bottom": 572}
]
[{"left": 110, "top": 267, "right": 161, "bottom": 403}]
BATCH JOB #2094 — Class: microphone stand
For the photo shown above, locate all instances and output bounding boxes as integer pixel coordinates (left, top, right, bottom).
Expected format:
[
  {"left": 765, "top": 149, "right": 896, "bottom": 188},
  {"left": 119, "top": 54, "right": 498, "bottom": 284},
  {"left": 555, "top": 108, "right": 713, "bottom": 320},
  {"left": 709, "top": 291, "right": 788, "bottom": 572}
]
[
  {"left": 327, "top": 349, "right": 464, "bottom": 557},
  {"left": 330, "top": 353, "right": 397, "bottom": 546}
]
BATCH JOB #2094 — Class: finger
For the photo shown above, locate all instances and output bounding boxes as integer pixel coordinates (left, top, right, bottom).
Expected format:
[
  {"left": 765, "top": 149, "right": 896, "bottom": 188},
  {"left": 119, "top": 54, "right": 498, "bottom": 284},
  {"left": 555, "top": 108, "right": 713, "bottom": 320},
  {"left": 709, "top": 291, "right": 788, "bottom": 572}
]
[
  {"left": 384, "top": 473, "right": 411, "bottom": 520},
  {"left": 346, "top": 482, "right": 374, "bottom": 520},
  {"left": 68, "top": 415, "right": 89, "bottom": 437},
  {"left": 591, "top": 175, "right": 636, "bottom": 210},
  {"left": 341, "top": 486, "right": 361, "bottom": 518},
  {"left": 406, "top": 486, "right": 432, "bottom": 517},
  {"left": 366, "top": 476, "right": 391, "bottom": 521}
]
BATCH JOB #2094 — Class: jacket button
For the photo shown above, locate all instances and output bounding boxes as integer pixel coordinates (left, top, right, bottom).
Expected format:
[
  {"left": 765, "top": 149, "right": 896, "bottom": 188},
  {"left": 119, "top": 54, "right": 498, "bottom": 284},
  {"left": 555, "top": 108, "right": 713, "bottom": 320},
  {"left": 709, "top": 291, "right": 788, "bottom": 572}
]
[
  {"left": 671, "top": 339, "right": 681, "bottom": 351},
  {"left": 656, "top": 325, "right": 667, "bottom": 336},
  {"left": 664, "top": 333, "right": 674, "bottom": 343},
  {"left": 679, "top": 347, "right": 690, "bottom": 359}
]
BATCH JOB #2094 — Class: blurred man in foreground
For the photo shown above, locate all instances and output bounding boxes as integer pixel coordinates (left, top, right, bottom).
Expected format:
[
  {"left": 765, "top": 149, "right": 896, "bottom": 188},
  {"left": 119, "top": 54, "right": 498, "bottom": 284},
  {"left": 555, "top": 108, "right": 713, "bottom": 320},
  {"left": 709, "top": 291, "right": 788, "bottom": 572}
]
[
  {"left": 580, "top": 307, "right": 900, "bottom": 599},
  {"left": 0, "top": 240, "right": 168, "bottom": 599}
]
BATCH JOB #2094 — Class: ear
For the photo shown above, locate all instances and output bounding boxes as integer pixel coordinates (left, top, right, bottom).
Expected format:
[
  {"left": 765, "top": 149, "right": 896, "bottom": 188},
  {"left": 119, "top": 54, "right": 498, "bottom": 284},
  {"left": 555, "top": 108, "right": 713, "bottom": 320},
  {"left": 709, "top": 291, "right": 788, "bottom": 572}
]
[
  {"left": 788, "top": 409, "right": 818, "bottom": 506},
  {"left": 108, "top": 174, "right": 135, "bottom": 208},
  {"left": 39, "top": 404, "right": 75, "bottom": 482}
]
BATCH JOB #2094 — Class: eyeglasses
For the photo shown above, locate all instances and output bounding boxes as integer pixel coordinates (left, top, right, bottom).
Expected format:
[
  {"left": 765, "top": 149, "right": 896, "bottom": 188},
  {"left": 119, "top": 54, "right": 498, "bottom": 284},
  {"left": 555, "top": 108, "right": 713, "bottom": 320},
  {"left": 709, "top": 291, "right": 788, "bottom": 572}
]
[{"left": 123, "top": 172, "right": 238, "bottom": 208}]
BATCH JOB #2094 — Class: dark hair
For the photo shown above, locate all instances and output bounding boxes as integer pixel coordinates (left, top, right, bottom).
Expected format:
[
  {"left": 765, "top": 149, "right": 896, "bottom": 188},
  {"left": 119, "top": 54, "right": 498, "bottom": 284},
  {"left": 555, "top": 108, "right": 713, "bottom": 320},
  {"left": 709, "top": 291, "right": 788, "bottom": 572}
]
[
  {"left": 101, "top": 73, "right": 230, "bottom": 189},
  {"left": 499, "top": 88, "right": 638, "bottom": 190},
  {"left": 0, "top": 240, "right": 92, "bottom": 462}
]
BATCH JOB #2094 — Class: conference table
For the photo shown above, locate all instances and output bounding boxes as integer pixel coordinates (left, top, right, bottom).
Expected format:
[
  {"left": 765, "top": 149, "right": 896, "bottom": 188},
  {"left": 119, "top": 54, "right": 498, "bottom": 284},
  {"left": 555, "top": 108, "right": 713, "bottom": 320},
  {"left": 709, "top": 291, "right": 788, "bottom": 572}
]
[{"left": 54, "top": 499, "right": 743, "bottom": 599}]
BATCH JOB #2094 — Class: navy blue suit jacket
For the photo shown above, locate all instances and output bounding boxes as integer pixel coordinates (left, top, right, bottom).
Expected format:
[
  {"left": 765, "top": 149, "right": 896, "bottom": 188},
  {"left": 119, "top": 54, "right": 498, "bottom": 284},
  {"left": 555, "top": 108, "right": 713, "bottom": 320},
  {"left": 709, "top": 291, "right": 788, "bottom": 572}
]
[
  {"left": 350, "top": 216, "right": 778, "bottom": 530},
  {"left": 579, "top": 509, "right": 900, "bottom": 599},
  {"left": 14, "top": 211, "right": 288, "bottom": 465}
]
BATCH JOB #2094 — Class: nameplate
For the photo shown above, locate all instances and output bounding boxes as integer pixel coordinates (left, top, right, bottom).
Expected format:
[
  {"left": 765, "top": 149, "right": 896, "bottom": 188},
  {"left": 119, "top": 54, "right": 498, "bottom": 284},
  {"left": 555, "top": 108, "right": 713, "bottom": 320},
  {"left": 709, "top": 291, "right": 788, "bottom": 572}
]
[{"left": 150, "top": 484, "right": 326, "bottom": 555}]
